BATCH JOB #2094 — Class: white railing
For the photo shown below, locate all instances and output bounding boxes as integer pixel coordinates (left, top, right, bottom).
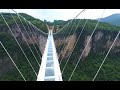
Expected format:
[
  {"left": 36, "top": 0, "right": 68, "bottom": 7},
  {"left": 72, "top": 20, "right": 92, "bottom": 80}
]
[{"left": 37, "top": 30, "right": 62, "bottom": 81}]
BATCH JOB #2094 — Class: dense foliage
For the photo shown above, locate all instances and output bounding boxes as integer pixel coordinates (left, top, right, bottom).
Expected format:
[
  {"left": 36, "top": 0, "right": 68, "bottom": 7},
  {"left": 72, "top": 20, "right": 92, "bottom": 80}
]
[
  {"left": 0, "top": 13, "right": 48, "bottom": 33},
  {"left": 0, "top": 32, "right": 41, "bottom": 81},
  {"left": 0, "top": 13, "right": 120, "bottom": 81},
  {"left": 54, "top": 19, "right": 120, "bottom": 81}
]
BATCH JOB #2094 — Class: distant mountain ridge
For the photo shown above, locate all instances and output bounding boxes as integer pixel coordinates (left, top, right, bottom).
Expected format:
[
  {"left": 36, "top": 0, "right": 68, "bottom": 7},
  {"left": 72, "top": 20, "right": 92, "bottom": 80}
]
[{"left": 98, "top": 13, "right": 120, "bottom": 26}]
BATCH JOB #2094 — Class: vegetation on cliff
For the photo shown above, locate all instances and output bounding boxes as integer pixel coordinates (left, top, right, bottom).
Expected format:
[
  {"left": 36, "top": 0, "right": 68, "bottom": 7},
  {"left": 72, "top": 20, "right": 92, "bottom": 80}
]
[
  {"left": 0, "top": 13, "right": 120, "bottom": 81},
  {"left": 54, "top": 19, "right": 120, "bottom": 81}
]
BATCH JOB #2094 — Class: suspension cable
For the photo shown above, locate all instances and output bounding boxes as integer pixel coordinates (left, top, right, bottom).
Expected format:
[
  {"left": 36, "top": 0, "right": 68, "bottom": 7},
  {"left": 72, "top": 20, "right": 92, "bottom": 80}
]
[
  {"left": 11, "top": 9, "right": 48, "bottom": 35},
  {"left": 9, "top": 9, "right": 42, "bottom": 60},
  {"left": 54, "top": 17, "right": 74, "bottom": 54},
  {"left": 59, "top": 10, "right": 86, "bottom": 65},
  {"left": 68, "top": 9, "right": 105, "bottom": 81},
  {"left": 58, "top": 10, "right": 86, "bottom": 63},
  {"left": 0, "top": 41, "right": 26, "bottom": 81},
  {"left": 13, "top": 12, "right": 40, "bottom": 67},
  {"left": 28, "top": 23, "right": 43, "bottom": 54},
  {"left": 93, "top": 31, "right": 120, "bottom": 81},
  {"left": 0, "top": 12, "right": 37, "bottom": 76},
  {"left": 57, "top": 19, "right": 76, "bottom": 58},
  {"left": 24, "top": 18, "right": 42, "bottom": 60},
  {"left": 53, "top": 9, "right": 86, "bottom": 34},
  {"left": 54, "top": 10, "right": 86, "bottom": 55},
  {"left": 61, "top": 10, "right": 92, "bottom": 74},
  {"left": 54, "top": 9, "right": 85, "bottom": 56}
]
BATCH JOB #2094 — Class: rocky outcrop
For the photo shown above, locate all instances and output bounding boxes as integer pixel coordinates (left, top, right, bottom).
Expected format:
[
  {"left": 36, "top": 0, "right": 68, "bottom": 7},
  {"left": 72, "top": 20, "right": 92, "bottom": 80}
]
[
  {"left": 94, "top": 31, "right": 104, "bottom": 41},
  {"left": 61, "top": 35, "right": 76, "bottom": 58},
  {"left": 0, "top": 24, "right": 47, "bottom": 54},
  {"left": 54, "top": 30, "right": 120, "bottom": 59},
  {"left": 0, "top": 24, "right": 48, "bottom": 77},
  {"left": 83, "top": 35, "right": 92, "bottom": 58}
]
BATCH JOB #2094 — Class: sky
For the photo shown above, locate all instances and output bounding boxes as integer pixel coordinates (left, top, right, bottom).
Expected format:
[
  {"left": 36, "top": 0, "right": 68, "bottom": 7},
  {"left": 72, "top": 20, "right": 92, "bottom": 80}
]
[{"left": 0, "top": 9, "right": 120, "bottom": 22}]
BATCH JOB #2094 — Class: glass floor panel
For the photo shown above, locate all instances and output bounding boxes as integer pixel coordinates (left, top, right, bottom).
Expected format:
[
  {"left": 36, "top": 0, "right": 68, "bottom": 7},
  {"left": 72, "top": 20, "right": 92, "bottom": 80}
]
[
  {"left": 46, "top": 61, "right": 54, "bottom": 67},
  {"left": 48, "top": 49, "right": 53, "bottom": 52},
  {"left": 47, "top": 57, "right": 53, "bottom": 61},
  {"left": 45, "top": 68, "right": 54, "bottom": 76},
  {"left": 44, "top": 78, "right": 55, "bottom": 81},
  {"left": 47, "top": 53, "right": 53, "bottom": 56}
]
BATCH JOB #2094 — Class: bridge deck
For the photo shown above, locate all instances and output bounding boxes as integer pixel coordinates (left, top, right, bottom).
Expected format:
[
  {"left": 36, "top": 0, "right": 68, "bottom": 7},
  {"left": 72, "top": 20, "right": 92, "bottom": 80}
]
[{"left": 37, "top": 30, "right": 62, "bottom": 81}]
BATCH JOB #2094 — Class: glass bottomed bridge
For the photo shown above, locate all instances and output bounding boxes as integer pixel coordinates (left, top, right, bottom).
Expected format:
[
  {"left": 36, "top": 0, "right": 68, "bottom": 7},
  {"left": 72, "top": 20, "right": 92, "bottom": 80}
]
[{"left": 37, "top": 30, "right": 62, "bottom": 81}]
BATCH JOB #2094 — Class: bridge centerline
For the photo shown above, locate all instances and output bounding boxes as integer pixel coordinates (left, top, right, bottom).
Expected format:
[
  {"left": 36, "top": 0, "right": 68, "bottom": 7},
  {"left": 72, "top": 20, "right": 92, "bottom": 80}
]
[{"left": 37, "top": 26, "right": 62, "bottom": 81}]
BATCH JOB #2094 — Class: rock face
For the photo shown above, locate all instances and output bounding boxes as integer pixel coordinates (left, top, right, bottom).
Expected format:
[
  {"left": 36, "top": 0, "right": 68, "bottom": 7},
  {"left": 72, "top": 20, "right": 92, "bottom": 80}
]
[
  {"left": 38, "top": 35, "right": 47, "bottom": 54},
  {"left": 0, "top": 23, "right": 120, "bottom": 76},
  {"left": 61, "top": 35, "right": 76, "bottom": 58},
  {"left": 54, "top": 30, "right": 120, "bottom": 59},
  {"left": 1, "top": 24, "right": 119, "bottom": 59},
  {"left": 2, "top": 24, "right": 48, "bottom": 54},
  {"left": 94, "top": 31, "right": 104, "bottom": 41},
  {"left": 92, "top": 30, "right": 120, "bottom": 55},
  {"left": 0, "top": 24, "right": 47, "bottom": 76},
  {"left": 83, "top": 35, "right": 92, "bottom": 58}
]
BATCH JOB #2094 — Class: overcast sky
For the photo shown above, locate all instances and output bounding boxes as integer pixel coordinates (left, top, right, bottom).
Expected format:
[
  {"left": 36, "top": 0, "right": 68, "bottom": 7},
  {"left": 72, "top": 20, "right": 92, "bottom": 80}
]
[{"left": 0, "top": 9, "right": 120, "bottom": 22}]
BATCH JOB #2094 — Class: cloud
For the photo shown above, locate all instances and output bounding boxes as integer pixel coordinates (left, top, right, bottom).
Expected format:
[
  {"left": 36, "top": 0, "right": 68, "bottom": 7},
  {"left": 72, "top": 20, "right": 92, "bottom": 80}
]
[
  {"left": 0, "top": 9, "right": 120, "bottom": 22},
  {"left": 11, "top": 9, "right": 85, "bottom": 21}
]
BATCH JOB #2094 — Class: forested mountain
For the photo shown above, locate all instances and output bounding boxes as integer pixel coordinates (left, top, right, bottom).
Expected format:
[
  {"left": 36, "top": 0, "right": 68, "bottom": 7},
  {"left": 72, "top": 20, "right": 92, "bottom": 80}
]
[
  {"left": 0, "top": 13, "right": 48, "bottom": 33},
  {"left": 0, "top": 13, "right": 120, "bottom": 81},
  {"left": 0, "top": 13, "right": 48, "bottom": 81},
  {"left": 53, "top": 19, "right": 120, "bottom": 81},
  {"left": 98, "top": 13, "right": 120, "bottom": 26}
]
